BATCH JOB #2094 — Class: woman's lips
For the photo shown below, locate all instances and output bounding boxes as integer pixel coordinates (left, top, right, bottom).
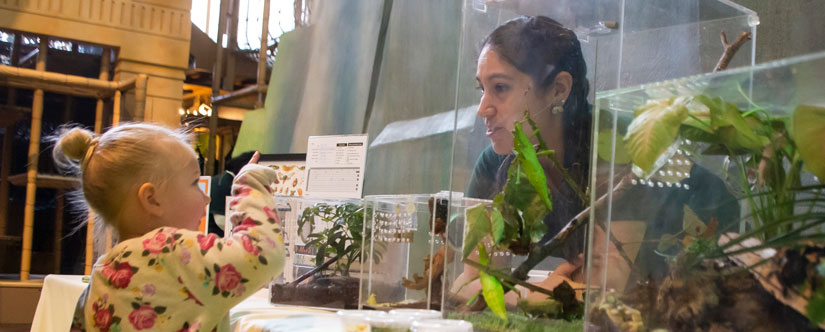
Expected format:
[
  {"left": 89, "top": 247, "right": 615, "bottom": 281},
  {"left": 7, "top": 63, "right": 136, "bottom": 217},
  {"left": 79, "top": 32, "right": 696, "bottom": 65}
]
[{"left": 486, "top": 126, "right": 504, "bottom": 137}]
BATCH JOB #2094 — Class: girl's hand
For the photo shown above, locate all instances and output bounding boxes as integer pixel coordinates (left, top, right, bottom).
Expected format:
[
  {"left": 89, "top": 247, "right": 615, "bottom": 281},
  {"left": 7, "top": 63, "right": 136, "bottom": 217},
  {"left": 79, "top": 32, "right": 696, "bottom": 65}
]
[{"left": 247, "top": 151, "right": 260, "bottom": 165}]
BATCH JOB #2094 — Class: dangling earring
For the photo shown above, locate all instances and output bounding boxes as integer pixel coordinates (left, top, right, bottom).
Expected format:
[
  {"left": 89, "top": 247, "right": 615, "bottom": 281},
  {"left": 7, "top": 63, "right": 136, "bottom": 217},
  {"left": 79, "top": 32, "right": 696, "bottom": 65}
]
[{"left": 551, "top": 99, "right": 565, "bottom": 115}]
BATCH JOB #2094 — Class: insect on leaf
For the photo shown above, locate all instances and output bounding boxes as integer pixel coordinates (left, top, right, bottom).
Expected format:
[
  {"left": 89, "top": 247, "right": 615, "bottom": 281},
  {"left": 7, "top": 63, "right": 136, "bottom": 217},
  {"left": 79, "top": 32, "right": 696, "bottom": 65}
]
[
  {"left": 512, "top": 123, "right": 552, "bottom": 210},
  {"left": 480, "top": 271, "right": 507, "bottom": 321}
]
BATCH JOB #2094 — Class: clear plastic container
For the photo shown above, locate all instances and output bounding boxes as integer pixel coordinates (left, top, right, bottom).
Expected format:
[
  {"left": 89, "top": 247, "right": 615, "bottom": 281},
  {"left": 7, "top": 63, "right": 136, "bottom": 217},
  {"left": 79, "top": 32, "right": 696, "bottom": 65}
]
[
  {"left": 410, "top": 319, "right": 473, "bottom": 332},
  {"left": 338, "top": 310, "right": 388, "bottom": 332},
  {"left": 389, "top": 309, "right": 442, "bottom": 321},
  {"left": 367, "top": 315, "right": 415, "bottom": 332},
  {"left": 586, "top": 51, "right": 825, "bottom": 331}
]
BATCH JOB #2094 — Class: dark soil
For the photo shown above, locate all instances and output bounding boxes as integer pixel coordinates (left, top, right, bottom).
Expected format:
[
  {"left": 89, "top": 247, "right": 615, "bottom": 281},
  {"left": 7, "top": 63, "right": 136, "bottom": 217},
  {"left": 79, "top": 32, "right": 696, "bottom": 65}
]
[
  {"left": 270, "top": 275, "right": 360, "bottom": 309},
  {"left": 613, "top": 259, "right": 822, "bottom": 332}
]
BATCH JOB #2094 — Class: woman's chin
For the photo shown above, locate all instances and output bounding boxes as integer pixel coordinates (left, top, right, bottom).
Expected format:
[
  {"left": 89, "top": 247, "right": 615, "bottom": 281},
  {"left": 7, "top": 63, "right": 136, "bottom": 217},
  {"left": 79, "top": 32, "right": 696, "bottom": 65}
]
[{"left": 491, "top": 142, "right": 514, "bottom": 155}]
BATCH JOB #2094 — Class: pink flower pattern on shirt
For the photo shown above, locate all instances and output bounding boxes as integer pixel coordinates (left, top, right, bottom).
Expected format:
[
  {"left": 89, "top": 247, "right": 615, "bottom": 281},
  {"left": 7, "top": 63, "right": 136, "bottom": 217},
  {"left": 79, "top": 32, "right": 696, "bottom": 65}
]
[{"left": 75, "top": 164, "right": 284, "bottom": 332}]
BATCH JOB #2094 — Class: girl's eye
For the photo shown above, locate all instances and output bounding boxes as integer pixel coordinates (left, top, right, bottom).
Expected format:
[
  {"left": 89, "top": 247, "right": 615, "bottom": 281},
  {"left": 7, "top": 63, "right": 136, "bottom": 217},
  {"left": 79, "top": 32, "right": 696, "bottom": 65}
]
[
  {"left": 476, "top": 85, "right": 484, "bottom": 96},
  {"left": 193, "top": 180, "right": 200, "bottom": 186}
]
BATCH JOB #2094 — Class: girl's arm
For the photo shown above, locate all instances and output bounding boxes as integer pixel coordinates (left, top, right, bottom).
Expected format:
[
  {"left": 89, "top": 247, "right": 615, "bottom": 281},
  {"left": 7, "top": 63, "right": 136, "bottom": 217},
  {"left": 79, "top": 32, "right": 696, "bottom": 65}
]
[{"left": 165, "top": 164, "right": 285, "bottom": 310}]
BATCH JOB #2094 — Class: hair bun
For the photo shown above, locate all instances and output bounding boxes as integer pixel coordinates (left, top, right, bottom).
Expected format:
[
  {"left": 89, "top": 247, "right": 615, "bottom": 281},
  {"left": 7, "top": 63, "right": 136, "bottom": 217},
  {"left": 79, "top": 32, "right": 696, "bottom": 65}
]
[{"left": 52, "top": 127, "right": 95, "bottom": 172}]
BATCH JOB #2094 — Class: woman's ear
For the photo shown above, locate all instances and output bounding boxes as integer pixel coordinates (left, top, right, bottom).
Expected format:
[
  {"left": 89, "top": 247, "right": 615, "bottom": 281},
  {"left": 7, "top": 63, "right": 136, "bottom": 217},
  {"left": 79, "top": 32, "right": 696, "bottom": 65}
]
[
  {"left": 549, "top": 71, "right": 573, "bottom": 104},
  {"left": 137, "top": 182, "right": 163, "bottom": 217}
]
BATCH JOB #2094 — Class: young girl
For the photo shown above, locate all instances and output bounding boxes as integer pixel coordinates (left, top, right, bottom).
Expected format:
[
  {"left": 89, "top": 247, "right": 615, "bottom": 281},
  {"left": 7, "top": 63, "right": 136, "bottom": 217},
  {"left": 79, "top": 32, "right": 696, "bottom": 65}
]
[{"left": 53, "top": 123, "right": 285, "bottom": 331}]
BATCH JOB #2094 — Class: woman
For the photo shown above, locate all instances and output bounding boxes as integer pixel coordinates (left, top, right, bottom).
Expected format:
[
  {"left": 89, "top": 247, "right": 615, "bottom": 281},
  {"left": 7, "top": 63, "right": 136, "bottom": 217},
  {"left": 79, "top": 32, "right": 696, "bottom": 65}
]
[
  {"left": 461, "top": 16, "right": 739, "bottom": 303},
  {"left": 458, "top": 15, "right": 592, "bottom": 303}
]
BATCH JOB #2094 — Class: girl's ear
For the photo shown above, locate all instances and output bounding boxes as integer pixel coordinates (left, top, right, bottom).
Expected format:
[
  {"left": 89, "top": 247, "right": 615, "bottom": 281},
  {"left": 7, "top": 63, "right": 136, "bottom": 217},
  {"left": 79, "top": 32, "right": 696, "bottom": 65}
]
[{"left": 137, "top": 182, "right": 163, "bottom": 217}]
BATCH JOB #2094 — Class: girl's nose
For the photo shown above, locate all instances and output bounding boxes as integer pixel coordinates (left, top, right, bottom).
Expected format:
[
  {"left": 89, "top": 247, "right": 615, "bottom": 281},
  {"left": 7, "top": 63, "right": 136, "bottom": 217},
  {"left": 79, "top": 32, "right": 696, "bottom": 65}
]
[{"left": 203, "top": 191, "right": 211, "bottom": 205}]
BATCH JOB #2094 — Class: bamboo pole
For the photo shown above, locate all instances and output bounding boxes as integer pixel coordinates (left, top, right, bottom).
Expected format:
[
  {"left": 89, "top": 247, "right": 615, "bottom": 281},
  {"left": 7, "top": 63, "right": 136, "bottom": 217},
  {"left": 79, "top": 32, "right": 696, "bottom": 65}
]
[
  {"left": 0, "top": 65, "right": 134, "bottom": 97},
  {"left": 112, "top": 90, "right": 122, "bottom": 125},
  {"left": 85, "top": 210, "right": 94, "bottom": 274},
  {"left": 207, "top": 0, "right": 229, "bottom": 176},
  {"left": 20, "top": 37, "right": 48, "bottom": 281},
  {"left": 256, "top": 0, "right": 270, "bottom": 109},
  {"left": 134, "top": 74, "right": 147, "bottom": 121},
  {"left": 94, "top": 49, "right": 110, "bottom": 134}
]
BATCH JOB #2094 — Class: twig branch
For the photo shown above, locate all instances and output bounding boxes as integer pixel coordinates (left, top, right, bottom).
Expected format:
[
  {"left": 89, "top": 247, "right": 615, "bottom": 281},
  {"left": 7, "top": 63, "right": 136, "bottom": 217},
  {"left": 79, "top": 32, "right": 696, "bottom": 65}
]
[
  {"left": 290, "top": 249, "right": 348, "bottom": 286},
  {"left": 715, "top": 31, "right": 752, "bottom": 72},
  {"left": 512, "top": 171, "right": 636, "bottom": 281},
  {"left": 464, "top": 259, "right": 555, "bottom": 298}
]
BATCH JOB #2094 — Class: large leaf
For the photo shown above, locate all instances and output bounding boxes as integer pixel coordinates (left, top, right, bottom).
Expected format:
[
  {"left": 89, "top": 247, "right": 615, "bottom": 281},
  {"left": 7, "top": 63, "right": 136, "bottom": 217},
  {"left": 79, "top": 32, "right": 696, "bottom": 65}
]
[
  {"left": 512, "top": 124, "right": 553, "bottom": 210},
  {"left": 477, "top": 245, "right": 507, "bottom": 321},
  {"left": 791, "top": 105, "right": 825, "bottom": 182},
  {"left": 502, "top": 162, "right": 550, "bottom": 236},
  {"left": 463, "top": 204, "right": 490, "bottom": 259},
  {"left": 597, "top": 129, "right": 631, "bottom": 164},
  {"left": 696, "top": 95, "right": 767, "bottom": 151},
  {"left": 624, "top": 97, "right": 689, "bottom": 173},
  {"left": 489, "top": 208, "right": 506, "bottom": 245},
  {"left": 682, "top": 205, "right": 708, "bottom": 237}
]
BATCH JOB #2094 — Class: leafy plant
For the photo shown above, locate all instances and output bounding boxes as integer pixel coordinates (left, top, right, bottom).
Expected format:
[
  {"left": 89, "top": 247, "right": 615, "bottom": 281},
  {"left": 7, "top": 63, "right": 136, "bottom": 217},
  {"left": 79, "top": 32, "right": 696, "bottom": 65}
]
[
  {"left": 461, "top": 111, "right": 589, "bottom": 321},
  {"left": 297, "top": 202, "right": 373, "bottom": 277},
  {"left": 622, "top": 94, "right": 825, "bottom": 323}
]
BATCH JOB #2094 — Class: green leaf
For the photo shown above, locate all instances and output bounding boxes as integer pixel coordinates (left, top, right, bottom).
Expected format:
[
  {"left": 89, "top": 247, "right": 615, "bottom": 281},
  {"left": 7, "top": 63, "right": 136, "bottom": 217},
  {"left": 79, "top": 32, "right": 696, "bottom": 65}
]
[
  {"left": 258, "top": 256, "right": 268, "bottom": 265},
  {"left": 791, "top": 105, "right": 825, "bottom": 182},
  {"left": 463, "top": 204, "right": 490, "bottom": 259},
  {"left": 502, "top": 162, "right": 549, "bottom": 236},
  {"left": 657, "top": 233, "right": 679, "bottom": 252},
  {"left": 489, "top": 208, "right": 506, "bottom": 245},
  {"left": 478, "top": 244, "right": 490, "bottom": 266},
  {"left": 480, "top": 271, "right": 507, "bottom": 322},
  {"left": 512, "top": 124, "right": 553, "bottom": 210},
  {"left": 154, "top": 306, "right": 166, "bottom": 314},
  {"left": 807, "top": 288, "right": 825, "bottom": 325},
  {"left": 682, "top": 205, "right": 707, "bottom": 237},
  {"left": 131, "top": 302, "right": 140, "bottom": 310},
  {"left": 596, "top": 129, "right": 631, "bottom": 164},
  {"left": 624, "top": 97, "right": 689, "bottom": 173},
  {"left": 122, "top": 251, "right": 132, "bottom": 258},
  {"left": 696, "top": 95, "right": 767, "bottom": 151}
]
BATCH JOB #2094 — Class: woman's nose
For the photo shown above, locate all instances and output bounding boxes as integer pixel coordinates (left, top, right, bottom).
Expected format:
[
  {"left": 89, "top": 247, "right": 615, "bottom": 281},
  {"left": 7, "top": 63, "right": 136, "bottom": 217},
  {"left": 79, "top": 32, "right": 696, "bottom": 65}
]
[
  {"left": 203, "top": 191, "right": 211, "bottom": 205},
  {"left": 477, "top": 95, "right": 495, "bottom": 118}
]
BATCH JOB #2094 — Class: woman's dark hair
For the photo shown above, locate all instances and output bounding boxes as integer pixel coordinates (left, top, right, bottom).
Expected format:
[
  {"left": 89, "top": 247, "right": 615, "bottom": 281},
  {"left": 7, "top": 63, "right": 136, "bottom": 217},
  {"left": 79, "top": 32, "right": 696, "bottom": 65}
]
[{"left": 482, "top": 15, "right": 591, "bottom": 187}]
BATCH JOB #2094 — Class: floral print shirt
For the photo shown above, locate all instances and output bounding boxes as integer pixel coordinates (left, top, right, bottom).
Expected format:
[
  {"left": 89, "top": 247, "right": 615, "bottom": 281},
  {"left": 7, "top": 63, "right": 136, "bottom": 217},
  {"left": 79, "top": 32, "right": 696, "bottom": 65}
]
[{"left": 73, "top": 164, "right": 285, "bottom": 332}]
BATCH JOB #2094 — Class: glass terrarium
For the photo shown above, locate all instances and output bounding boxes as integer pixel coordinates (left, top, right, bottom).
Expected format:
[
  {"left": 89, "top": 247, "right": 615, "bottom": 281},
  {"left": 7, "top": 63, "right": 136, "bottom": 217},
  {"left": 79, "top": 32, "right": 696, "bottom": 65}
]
[
  {"left": 269, "top": 196, "right": 365, "bottom": 309},
  {"left": 359, "top": 192, "right": 481, "bottom": 311},
  {"left": 443, "top": 0, "right": 758, "bottom": 331},
  {"left": 586, "top": 51, "right": 825, "bottom": 331}
]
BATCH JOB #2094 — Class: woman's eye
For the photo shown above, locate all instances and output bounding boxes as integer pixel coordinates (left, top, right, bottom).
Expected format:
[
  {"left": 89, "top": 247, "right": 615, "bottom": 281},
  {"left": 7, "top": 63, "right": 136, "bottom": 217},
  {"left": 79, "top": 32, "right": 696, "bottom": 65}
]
[
  {"left": 476, "top": 85, "right": 484, "bottom": 96},
  {"left": 494, "top": 84, "right": 508, "bottom": 93}
]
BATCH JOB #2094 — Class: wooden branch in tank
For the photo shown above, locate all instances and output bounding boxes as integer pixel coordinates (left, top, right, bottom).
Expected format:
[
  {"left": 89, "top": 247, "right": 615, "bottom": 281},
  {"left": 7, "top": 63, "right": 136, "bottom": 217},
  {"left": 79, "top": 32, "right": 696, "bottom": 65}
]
[{"left": 715, "top": 31, "right": 752, "bottom": 72}]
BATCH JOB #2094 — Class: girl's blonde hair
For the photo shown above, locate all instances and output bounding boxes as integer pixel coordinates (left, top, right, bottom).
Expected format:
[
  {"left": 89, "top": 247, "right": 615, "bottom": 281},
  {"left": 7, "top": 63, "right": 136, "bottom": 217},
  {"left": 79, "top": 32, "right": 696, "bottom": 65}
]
[{"left": 52, "top": 123, "right": 193, "bottom": 229}]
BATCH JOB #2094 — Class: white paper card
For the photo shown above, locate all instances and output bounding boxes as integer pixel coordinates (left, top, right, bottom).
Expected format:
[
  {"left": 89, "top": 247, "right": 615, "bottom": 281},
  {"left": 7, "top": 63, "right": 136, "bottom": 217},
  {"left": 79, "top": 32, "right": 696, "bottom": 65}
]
[{"left": 304, "top": 134, "right": 368, "bottom": 198}]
